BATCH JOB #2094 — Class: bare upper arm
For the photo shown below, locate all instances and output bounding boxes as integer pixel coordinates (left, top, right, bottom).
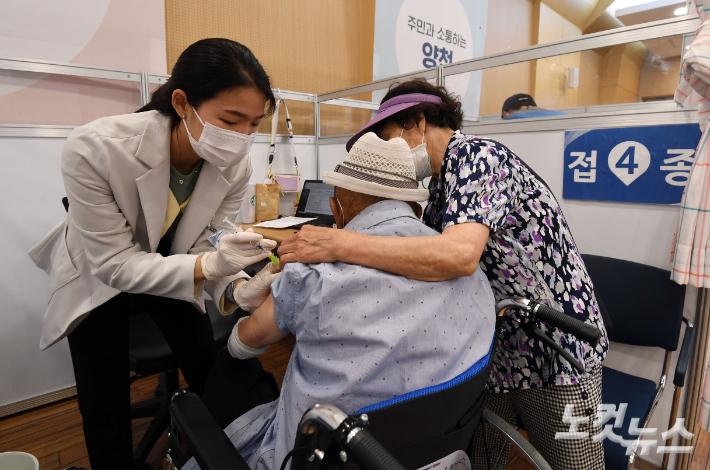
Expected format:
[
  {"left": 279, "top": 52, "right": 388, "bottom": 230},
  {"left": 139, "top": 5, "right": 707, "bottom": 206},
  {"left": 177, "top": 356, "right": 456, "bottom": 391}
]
[{"left": 237, "top": 295, "right": 287, "bottom": 348}]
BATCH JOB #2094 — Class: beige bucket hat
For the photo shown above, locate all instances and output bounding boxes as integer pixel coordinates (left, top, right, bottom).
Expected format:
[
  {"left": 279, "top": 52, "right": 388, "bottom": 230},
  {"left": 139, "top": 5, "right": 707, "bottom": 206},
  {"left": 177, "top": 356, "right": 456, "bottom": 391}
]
[{"left": 323, "top": 132, "right": 430, "bottom": 202}]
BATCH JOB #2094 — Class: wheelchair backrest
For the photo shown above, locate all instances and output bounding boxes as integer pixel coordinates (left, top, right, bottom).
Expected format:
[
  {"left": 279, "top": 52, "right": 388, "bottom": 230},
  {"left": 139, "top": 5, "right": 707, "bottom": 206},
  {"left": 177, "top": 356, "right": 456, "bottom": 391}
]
[{"left": 292, "top": 342, "right": 493, "bottom": 470}]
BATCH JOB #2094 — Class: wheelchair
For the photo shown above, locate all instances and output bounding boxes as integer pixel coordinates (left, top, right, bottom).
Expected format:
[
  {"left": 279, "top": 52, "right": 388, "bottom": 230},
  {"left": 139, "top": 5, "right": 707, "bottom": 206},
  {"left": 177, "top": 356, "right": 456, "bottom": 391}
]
[{"left": 163, "top": 299, "right": 601, "bottom": 470}]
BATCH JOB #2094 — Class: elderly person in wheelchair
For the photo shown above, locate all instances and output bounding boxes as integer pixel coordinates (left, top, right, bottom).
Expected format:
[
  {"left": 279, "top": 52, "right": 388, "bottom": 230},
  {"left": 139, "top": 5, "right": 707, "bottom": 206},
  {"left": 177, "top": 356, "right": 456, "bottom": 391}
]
[{"left": 176, "top": 133, "right": 497, "bottom": 470}]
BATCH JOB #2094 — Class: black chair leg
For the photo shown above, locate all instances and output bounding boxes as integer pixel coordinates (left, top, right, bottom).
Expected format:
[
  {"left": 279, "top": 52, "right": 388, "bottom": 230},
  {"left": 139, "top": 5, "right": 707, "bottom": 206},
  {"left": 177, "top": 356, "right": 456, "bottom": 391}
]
[
  {"left": 131, "top": 395, "right": 162, "bottom": 419},
  {"left": 132, "top": 369, "right": 180, "bottom": 468}
]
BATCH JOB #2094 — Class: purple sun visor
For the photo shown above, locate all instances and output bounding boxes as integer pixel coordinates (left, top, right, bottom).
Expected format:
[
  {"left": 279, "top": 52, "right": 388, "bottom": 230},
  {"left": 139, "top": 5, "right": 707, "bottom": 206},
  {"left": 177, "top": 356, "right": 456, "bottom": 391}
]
[{"left": 345, "top": 93, "right": 443, "bottom": 152}]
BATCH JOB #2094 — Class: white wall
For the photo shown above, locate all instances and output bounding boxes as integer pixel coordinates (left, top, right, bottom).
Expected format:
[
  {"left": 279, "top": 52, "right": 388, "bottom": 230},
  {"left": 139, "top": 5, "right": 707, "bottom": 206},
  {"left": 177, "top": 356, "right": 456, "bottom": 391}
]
[
  {"left": 0, "top": 137, "right": 75, "bottom": 409},
  {"left": 318, "top": 141, "right": 349, "bottom": 179},
  {"left": 488, "top": 131, "right": 696, "bottom": 469},
  {"left": 0, "top": 134, "right": 317, "bottom": 411}
]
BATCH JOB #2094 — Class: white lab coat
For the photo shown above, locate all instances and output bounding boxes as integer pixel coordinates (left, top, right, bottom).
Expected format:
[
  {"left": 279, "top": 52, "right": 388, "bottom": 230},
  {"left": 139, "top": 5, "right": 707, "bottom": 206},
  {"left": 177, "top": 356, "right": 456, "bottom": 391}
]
[{"left": 29, "top": 110, "right": 251, "bottom": 350}]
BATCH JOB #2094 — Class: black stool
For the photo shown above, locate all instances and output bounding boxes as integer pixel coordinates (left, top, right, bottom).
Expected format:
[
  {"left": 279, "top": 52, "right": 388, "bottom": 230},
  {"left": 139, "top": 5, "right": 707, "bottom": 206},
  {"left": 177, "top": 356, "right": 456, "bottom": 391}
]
[{"left": 129, "top": 300, "right": 245, "bottom": 469}]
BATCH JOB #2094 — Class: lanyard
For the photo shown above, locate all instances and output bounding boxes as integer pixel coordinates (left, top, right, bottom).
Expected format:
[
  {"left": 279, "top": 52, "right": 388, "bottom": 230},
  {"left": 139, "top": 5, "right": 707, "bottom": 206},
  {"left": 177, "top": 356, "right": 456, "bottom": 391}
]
[{"left": 267, "top": 92, "right": 300, "bottom": 180}]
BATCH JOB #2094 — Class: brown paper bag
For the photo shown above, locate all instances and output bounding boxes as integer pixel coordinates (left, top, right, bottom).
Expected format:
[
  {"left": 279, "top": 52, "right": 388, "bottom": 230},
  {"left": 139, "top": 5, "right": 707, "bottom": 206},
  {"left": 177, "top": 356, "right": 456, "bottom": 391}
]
[{"left": 255, "top": 184, "right": 281, "bottom": 222}]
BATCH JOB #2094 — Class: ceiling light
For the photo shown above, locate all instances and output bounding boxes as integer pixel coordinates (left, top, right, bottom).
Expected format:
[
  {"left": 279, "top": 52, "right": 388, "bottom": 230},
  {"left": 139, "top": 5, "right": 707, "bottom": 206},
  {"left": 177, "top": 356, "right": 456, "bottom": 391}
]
[{"left": 674, "top": 7, "right": 687, "bottom": 15}]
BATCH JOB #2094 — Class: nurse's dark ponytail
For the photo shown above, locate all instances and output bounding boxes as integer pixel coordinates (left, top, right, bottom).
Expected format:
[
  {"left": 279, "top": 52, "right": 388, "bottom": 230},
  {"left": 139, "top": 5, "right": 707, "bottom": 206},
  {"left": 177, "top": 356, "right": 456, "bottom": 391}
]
[{"left": 138, "top": 38, "right": 276, "bottom": 128}]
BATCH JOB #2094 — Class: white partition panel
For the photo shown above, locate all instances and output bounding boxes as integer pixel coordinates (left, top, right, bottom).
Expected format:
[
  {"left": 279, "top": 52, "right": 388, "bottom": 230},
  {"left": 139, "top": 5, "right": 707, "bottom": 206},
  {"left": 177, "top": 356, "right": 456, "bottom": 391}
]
[
  {"left": 317, "top": 139, "right": 349, "bottom": 178},
  {"left": 0, "top": 136, "right": 75, "bottom": 412},
  {"left": 487, "top": 131, "right": 696, "bottom": 468}
]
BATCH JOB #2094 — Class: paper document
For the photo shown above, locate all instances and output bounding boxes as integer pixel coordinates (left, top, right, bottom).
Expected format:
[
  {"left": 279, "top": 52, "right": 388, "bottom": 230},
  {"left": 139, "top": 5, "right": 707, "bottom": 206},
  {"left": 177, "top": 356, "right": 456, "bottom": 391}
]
[{"left": 253, "top": 216, "right": 316, "bottom": 228}]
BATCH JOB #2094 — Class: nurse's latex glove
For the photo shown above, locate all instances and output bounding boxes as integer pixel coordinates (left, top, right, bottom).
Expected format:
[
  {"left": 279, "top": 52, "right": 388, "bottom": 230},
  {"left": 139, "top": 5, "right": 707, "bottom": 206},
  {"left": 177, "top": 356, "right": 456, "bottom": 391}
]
[
  {"left": 201, "top": 230, "right": 278, "bottom": 281},
  {"left": 233, "top": 262, "right": 281, "bottom": 311}
]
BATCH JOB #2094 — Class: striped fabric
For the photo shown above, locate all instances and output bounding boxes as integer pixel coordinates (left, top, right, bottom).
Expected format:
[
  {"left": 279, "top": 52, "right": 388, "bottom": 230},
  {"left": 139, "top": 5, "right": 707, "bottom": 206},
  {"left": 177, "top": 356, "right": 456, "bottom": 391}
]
[
  {"left": 671, "top": 0, "right": 710, "bottom": 287},
  {"left": 334, "top": 164, "right": 419, "bottom": 189}
]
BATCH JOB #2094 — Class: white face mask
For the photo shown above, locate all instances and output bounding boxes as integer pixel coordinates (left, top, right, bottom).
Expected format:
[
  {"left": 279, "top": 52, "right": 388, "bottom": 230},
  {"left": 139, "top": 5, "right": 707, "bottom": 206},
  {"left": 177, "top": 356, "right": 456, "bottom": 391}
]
[
  {"left": 412, "top": 143, "right": 432, "bottom": 182},
  {"left": 401, "top": 128, "right": 433, "bottom": 182},
  {"left": 183, "top": 106, "right": 256, "bottom": 167}
]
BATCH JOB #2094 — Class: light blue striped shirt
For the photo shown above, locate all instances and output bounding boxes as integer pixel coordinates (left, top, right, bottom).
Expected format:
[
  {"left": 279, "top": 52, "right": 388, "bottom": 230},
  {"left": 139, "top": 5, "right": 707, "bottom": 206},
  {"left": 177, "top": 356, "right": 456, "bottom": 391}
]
[{"left": 185, "top": 199, "right": 496, "bottom": 470}]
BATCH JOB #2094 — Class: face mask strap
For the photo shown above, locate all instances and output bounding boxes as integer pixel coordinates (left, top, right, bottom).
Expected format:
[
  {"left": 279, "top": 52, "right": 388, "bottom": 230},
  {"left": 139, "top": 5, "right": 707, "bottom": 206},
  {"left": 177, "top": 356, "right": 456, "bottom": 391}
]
[
  {"left": 421, "top": 156, "right": 431, "bottom": 184},
  {"left": 399, "top": 126, "right": 426, "bottom": 145},
  {"left": 182, "top": 105, "right": 204, "bottom": 144},
  {"left": 414, "top": 131, "right": 430, "bottom": 185},
  {"left": 191, "top": 105, "right": 206, "bottom": 126},
  {"left": 335, "top": 197, "right": 345, "bottom": 228},
  {"left": 182, "top": 117, "right": 196, "bottom": 143}
]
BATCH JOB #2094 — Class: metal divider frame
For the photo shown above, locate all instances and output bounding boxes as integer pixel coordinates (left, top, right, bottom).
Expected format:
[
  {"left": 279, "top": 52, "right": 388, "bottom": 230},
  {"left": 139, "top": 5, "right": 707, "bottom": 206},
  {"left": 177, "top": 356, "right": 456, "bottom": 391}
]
[
  {"left": 312, "top": 14, "right": 701, "bottom": 145},
  {"left": 315, "top": 15, "right": 698, "bottom": 106},
  {"left": 315, "top": 95, "right": 321, "bottom": 178},
  {"left": 0, "top": 14, "right": 701, "bottom": 150},
  {"left": 441, "top": 15, "right": 698, "bottom": 78},
  {"left": 0, "top": 60, "right": 317, "bottom": 143},
  {"left": 0, "top": 56, "right": 142, "bottom": 82}
]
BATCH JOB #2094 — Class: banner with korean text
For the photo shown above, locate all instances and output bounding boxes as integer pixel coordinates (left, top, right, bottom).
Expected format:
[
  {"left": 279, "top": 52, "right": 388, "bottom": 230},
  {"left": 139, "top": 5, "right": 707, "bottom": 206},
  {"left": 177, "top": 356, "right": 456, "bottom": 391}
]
[
  {"left": 371, "top": 0, "right": 488, "bottom": 116},
  {"left": 563, "top": 125, "right": 702, "bottom": 205}
]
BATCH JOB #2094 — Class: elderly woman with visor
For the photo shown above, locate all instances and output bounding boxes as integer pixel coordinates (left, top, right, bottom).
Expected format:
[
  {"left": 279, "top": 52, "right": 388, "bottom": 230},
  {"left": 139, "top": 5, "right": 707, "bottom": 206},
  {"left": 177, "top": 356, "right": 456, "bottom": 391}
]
[{"left": 279, "top": 79, "right": 609, "bottom": 470}]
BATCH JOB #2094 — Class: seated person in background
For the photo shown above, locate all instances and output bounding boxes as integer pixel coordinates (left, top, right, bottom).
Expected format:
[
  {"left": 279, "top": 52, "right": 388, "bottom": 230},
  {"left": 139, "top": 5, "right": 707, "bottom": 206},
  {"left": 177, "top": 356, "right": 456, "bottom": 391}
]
[
  {"left": 187, "top": 132, "right": 497, "bottom": 470},
  {"left": 502, "top": 93, "right": 567, "bottom": 119}
]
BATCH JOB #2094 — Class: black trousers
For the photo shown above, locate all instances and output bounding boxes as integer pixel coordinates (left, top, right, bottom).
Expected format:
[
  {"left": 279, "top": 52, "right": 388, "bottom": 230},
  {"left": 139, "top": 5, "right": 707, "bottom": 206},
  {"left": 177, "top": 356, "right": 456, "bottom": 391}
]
[
  {"left": 67, "top": 293, "right": 217, "bottom": 470},
  {"left": 201, "top": 350, "right": 280, "bottom": 429}
]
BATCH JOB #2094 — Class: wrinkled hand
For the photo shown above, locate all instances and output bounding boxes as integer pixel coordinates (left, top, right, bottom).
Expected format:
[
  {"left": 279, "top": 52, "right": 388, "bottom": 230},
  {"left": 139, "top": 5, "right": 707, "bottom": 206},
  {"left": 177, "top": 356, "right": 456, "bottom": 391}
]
[
  {"left": 277, "top": 225, "right": 341, "bottom": 265},
  {"left": 202, "top": 229, "right": 278, "bottom": 281},
  {"left": 233, "top": 262, "right": 281, "bottom": 310}
]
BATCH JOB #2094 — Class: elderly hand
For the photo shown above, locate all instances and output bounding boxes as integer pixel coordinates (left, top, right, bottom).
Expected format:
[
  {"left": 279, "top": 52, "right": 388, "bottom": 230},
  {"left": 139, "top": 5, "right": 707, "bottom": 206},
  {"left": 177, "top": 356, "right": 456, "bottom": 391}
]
[
  {"left": 277, "top": 225, "right": 343, "bottom": 265},
  {"left": 233, "top": 262, "right": 281, "bottom": 310},
  {"left": 202, "top": 229, "right": 278, "bottom": 281}
]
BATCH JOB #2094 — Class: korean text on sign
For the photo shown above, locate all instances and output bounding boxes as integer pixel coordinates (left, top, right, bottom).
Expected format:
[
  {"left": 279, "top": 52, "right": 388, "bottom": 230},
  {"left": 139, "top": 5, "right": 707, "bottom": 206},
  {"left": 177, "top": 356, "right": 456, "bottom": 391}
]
[
  {"left": 563, "top": 125, "right": 702, "bottom": 205},
  {"left": 422, "top": 42, "right": 453, "bottom": 68}
]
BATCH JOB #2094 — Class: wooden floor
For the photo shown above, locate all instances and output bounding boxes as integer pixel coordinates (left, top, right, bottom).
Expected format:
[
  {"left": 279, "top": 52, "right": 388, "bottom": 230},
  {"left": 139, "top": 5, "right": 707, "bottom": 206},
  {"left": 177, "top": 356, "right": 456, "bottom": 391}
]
[
  {"left": 0, "top": 335, "right": 296, "bottom": 470},
  {"left": 0, "top": 334, "right": 697, "bottom": 470}
]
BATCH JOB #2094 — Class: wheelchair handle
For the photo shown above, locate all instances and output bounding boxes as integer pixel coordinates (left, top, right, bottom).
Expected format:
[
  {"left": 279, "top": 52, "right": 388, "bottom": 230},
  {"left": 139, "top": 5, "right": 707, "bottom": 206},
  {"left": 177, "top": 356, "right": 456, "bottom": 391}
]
[
  {"left": 496, "top": 299, "right": 601, "bottom": 348},
  {"left": 346, "top": 427, "right": 407, "bottom": 470},
  {"left": 296, "top": 404, "right": 407, "bottom": 470},
  {"left": 529, "top": 301, "right": 601, "bottom": 347}
]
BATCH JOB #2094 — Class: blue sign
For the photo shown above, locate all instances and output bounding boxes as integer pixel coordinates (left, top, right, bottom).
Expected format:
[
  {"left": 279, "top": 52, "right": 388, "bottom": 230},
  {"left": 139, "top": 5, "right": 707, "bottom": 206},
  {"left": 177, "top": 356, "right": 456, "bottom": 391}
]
[{"left": 563, "top": 124, "right": 702, "bottom": 205}]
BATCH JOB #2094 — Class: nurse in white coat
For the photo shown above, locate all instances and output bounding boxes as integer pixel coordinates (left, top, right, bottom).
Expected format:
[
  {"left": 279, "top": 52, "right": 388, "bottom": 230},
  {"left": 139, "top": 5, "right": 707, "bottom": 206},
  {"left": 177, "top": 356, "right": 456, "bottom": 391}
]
[{"left": 29, "top": 38, "right": 279, "bottom": 470}]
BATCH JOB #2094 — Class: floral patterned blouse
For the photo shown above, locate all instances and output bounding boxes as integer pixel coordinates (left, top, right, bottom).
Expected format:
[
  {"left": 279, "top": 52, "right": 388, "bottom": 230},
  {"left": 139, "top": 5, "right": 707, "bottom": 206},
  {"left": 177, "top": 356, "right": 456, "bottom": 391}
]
[{"left": 422, "top": 131, "right": 609, "bottom": 393}]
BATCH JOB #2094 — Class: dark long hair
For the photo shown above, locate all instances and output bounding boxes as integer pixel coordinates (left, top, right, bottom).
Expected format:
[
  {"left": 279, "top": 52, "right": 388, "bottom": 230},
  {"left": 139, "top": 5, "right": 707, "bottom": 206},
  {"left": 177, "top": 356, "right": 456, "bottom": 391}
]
[
  {"left": 372, "top": 79, "right": 463, "bottom": 135},
  {"left": 138, "top": 38, "right": 276, "bottom": 128}
]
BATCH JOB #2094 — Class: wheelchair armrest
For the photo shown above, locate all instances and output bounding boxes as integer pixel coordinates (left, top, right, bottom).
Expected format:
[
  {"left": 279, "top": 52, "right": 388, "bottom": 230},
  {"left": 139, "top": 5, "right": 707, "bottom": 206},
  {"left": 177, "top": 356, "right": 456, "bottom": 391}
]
[
  {"left": 482, "top": 410, "right": 552, "bottom": 470},
  {"left": 170, "top": 392, "right": 251, "bottom": 470},
  {"left": 674, "top": 318, "right": 695, "bottom": 388}
]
